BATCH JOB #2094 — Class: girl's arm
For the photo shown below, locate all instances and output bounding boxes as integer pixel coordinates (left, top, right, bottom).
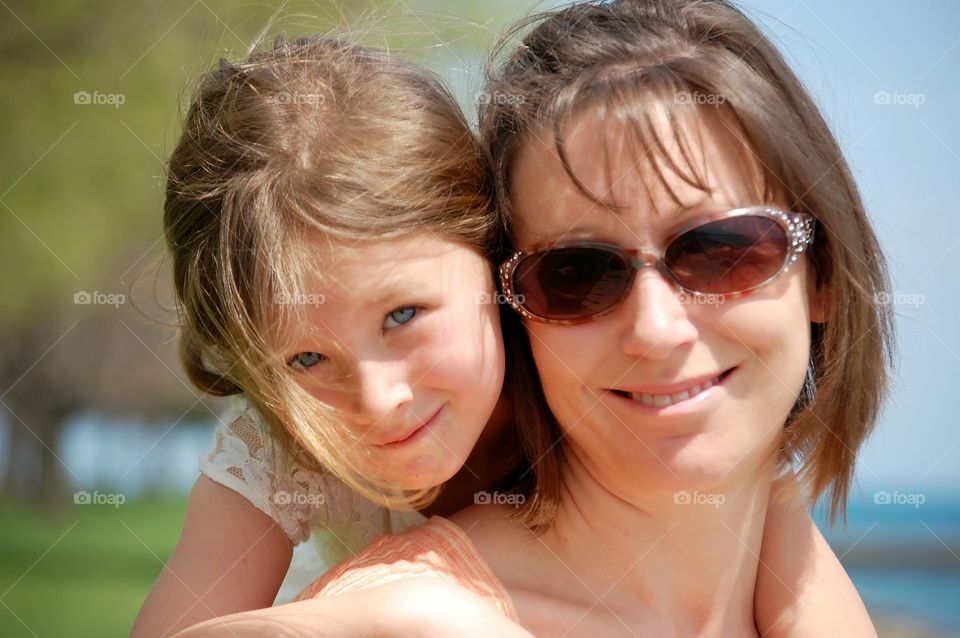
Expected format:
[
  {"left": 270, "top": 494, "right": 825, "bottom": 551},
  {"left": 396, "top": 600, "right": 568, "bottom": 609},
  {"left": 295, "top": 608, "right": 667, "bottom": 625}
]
[
  {"left": 130, "top": 475, "right": 293, "bottom": 638},
  {"left": 170, "top": 577, "right": 535, "bottom": 638},
  {"left": 755, "top": 470, "right": 877, "bottom": 637}
]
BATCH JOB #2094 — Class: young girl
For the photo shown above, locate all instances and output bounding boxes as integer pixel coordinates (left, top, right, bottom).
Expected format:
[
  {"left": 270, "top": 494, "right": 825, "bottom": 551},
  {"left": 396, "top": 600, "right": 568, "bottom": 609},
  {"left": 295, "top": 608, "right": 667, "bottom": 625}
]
[
  {"left": 132, "top": 35, "right": 528, "bottom": 636},
  {"left": 138, "top": 20, "right": 883, "bottom": 638}
]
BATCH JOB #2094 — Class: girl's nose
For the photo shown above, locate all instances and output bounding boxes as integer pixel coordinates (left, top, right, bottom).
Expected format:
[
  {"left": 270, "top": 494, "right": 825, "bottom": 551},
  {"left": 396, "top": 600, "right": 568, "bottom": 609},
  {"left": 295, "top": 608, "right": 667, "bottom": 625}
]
[{"left": 352, "top": 359, "right": 414, "bottom": 426}]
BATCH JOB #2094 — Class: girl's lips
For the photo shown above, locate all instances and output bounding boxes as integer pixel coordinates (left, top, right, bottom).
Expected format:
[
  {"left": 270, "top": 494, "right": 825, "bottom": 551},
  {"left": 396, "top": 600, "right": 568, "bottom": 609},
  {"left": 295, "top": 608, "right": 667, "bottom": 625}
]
[
  {"left": 607, "top": 367, "right": 738, "bottom": 411},
  {"left": 376, "top": 406, "right": 444, "bottom": 447}
]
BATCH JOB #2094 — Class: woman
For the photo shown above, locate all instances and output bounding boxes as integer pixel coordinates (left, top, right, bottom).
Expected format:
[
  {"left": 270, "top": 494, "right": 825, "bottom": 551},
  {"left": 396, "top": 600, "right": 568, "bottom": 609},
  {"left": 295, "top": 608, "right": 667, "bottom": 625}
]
[{"left": 440, "top": 2, "right": 891, "bottom": 632}]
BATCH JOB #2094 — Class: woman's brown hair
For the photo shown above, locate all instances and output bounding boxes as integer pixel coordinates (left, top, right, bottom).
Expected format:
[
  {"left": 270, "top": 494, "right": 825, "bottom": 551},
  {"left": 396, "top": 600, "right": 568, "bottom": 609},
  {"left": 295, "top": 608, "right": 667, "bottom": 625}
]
[
  {"left": 165, "top": 35, "right": 503, "bottom": 507},
  {"left": 482, "top": 0, "right": 895, "bottom": 527}
]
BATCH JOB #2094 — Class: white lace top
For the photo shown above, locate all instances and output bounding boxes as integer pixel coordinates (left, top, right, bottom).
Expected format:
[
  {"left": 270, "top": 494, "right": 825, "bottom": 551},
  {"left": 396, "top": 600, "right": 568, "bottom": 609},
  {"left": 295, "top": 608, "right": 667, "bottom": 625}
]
[{"left": 199, "top": 396, "right": 426, "bottom": 603}]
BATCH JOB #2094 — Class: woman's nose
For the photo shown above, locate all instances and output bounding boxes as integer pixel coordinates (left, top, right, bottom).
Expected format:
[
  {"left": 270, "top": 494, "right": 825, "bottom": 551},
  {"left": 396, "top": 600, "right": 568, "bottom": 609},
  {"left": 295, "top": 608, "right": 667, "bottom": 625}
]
[{"left": 617, "top": 267, "right": 698, "bottom": 360}]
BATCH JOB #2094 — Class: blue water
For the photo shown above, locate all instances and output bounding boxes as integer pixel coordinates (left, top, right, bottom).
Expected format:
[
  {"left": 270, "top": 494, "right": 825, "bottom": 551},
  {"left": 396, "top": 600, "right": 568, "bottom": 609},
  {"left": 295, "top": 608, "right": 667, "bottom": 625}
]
[
  {"left": 849, "top": 567, "right": 960, "bottom": 630},
  {"left": 814, "top": 492, "right": 960, "bottom": 631},
  {"left": 822, "top": 491, "right": 960, "bottom": 542}
]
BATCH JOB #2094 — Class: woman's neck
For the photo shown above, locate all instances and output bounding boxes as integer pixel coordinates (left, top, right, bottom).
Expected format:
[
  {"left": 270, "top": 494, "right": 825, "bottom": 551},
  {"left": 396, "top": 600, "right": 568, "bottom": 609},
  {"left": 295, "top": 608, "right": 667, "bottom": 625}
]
[
  {"left": 531, "top": 447, "right": 776, "bottom": 635},
  {"left": 455, "top": 446, "right": 779, "bottom": 636}
]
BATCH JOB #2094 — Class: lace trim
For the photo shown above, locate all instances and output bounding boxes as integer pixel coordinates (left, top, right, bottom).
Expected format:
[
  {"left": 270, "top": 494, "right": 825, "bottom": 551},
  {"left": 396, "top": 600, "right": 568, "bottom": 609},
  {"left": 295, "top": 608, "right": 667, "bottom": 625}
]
[{"left": 199, "top": 396, "right": 426, "bottom": 556}]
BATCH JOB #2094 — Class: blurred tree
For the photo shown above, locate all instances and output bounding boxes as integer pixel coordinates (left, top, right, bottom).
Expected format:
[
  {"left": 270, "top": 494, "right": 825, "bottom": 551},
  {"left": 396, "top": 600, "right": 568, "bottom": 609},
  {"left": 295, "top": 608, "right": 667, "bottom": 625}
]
[{"left": 0, "top": 0, "right": 533, "bottom": 509}]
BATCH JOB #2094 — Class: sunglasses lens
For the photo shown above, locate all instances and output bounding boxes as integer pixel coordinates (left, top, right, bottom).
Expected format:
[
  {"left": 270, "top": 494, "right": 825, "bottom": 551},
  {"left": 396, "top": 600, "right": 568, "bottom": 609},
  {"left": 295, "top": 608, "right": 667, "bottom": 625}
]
[
  {"left": 665, "top": 215, "right": 788, "bottom": 293},
  {"left": 513, "top": 246, "right": 631, "bottom": 320}
]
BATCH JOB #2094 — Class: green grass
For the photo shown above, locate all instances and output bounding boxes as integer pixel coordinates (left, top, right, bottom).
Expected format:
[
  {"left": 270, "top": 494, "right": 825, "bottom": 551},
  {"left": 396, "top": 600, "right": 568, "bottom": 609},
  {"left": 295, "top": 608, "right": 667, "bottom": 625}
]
[{"left": 0, "top": 495, "right": 189, "bottom": 638}]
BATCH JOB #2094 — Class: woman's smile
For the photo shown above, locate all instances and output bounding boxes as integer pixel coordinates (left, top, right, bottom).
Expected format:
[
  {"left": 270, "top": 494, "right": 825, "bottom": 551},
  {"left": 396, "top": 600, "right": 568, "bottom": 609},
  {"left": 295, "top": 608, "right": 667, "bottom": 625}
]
[{"left": 607, "top": 366, "right": 737, "bottom": 412}]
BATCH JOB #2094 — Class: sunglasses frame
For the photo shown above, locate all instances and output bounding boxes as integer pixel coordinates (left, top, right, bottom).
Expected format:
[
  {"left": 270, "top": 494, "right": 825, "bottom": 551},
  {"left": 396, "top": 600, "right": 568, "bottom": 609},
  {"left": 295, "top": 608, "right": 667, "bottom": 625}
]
[{"left": 499, "top": 206, "right": 816, "bottom": 325}]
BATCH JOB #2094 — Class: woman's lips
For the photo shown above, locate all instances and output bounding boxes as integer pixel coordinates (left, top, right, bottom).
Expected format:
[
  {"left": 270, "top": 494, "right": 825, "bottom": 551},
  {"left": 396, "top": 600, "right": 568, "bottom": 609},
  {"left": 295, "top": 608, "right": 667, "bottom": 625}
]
[
  {"left": 375, "top": 406, "right": 443, "bottom": 447},
  {"left": 609, "top": 368, "right": 737, "bottom": 409}
]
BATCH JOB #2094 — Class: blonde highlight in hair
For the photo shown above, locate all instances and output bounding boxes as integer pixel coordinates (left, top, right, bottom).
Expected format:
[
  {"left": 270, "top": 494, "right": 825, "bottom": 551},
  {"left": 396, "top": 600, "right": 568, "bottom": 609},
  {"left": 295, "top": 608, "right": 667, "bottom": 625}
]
[
  {"left": 165, "top": 35, "right": 496, "bottom": 509},
  {"left": 483, "top": 0, "right": 895, "bottom": 529}
]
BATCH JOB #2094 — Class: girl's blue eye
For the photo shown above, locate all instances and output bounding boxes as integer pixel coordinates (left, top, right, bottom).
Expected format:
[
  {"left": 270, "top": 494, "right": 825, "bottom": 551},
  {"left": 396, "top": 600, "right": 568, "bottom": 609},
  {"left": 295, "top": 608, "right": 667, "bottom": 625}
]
[
  {"left": 288, "top": 352, "right": 326, "bottom": 370},
  {"left": 384, "top": 306, "right": 418, "bottom": 329}
]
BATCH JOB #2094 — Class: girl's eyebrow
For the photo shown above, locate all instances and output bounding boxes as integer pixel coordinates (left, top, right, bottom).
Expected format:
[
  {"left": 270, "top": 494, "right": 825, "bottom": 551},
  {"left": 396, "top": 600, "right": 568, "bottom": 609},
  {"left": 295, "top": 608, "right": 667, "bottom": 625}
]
[{"left": 365, "top": 280, "right": 429, "bottom": 308}]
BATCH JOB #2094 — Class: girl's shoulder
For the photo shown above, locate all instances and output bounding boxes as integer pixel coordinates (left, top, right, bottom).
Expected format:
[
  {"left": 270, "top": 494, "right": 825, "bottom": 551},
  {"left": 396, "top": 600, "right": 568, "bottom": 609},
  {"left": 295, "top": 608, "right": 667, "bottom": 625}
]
[
  {"left": 201, "top": 395, "right": 428, "bottom": 575},
  {"left": 295, "top": 516, "right": 519, "bottom": 622},
  {"left": 199, "top": 396, "right": 342, "bottom": 543}
]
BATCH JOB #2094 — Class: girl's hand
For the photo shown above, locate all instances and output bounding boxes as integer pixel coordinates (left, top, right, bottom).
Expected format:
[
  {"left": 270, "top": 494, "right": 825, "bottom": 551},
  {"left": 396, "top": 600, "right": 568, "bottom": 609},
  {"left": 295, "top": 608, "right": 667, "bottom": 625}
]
[
  {"left": 171, "top": 577, "right": 535, "bottom": 638},
  {"left": 755, "top": 470, "right": 878, "bottom": 637},
  {"left": 130, "top": 475, "right": 293, "bottom": 637}
]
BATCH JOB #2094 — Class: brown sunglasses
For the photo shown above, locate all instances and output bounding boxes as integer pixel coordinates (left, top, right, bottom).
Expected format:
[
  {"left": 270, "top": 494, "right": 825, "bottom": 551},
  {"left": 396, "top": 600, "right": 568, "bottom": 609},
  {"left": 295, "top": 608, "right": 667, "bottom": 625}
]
[{"left": 499, "top": 206, "right": 815, "bottom": 324}]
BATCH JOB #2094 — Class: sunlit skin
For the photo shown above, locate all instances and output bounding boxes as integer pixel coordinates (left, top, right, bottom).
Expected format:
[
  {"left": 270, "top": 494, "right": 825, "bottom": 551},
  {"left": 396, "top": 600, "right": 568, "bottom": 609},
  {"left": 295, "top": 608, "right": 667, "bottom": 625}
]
[
  {"left": 451, "top": 105, "right": 828, "bottom": 636},
  {"left": 278, "top": 234, "right": 507, "bottom": 490},
  {"left": 514, "top": 111, "right": 822, "bottom": 502}
]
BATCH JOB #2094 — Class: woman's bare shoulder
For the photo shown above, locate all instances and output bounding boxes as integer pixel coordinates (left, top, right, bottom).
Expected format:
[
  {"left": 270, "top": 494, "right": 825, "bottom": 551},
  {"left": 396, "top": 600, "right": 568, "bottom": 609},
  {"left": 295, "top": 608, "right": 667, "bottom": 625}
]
[{"left": 450, "top": 507, "right": 628, "bottom": 636}]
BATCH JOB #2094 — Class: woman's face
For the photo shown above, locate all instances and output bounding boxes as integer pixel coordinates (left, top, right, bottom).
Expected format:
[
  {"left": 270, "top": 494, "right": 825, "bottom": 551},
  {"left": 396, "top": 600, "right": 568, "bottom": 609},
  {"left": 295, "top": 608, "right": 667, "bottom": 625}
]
[
  {"left": 278, "top": 233, "right": 505, "bottom": 489},
  {"left": 508, "top": 108, "right": 823, "bottom": 497}
]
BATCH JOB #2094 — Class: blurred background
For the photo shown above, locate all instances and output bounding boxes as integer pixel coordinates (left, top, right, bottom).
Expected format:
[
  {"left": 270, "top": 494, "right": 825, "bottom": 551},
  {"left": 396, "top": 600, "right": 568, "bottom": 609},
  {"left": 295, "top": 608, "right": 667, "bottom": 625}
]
[{"left": 0, "top": 1, "right": 957, "bottom": 636}]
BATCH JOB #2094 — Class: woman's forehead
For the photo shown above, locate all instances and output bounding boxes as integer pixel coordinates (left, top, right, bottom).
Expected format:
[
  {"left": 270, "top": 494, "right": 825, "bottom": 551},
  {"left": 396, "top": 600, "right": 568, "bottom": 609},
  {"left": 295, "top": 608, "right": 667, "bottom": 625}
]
[{"left": 509, "top": 107, "right": 765, "bottom": 243}]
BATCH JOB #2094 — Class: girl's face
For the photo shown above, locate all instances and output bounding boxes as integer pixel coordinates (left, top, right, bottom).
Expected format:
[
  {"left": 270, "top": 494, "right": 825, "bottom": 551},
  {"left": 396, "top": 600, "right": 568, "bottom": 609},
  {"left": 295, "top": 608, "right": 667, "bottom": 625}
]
[
  {"left": 279, "top": 233, "right": 505, "bottom": 490},
  {"left": 508, "top": 108, "right": 825, "bottom": 497}
]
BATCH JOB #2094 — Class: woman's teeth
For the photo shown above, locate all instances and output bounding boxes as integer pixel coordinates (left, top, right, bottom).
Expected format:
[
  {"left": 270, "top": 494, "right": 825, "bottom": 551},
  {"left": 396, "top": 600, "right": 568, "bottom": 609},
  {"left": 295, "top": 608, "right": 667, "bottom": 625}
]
[{"left": 628, "top": 374, "right": 722, "bottom": 407}]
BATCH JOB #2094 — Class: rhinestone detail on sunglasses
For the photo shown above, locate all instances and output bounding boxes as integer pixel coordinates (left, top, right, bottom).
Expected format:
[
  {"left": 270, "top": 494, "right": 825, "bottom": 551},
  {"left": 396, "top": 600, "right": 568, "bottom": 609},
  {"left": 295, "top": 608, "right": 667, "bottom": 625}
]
[{"left": 499, "top": 206, "right": 815, "bottom": 324}]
